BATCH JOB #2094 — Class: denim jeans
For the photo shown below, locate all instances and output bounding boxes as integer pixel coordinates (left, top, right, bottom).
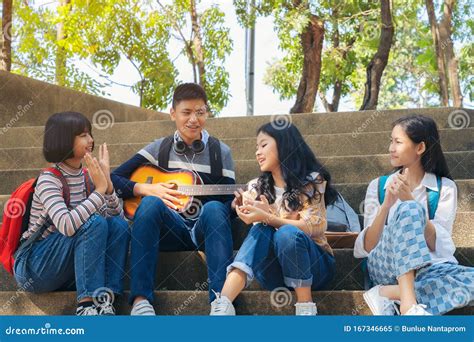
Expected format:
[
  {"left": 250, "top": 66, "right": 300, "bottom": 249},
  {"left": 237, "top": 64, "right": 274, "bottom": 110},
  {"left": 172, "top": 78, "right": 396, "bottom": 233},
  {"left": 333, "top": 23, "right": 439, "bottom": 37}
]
[
  {"left": 13, "top": 214, "right": 130, "bottom": 301},
  {"left": 228, "top": 223, "right": 335, "bottom": 290},
  {"left": 129, "top": 196, "right": 233, "bottom": 304}
]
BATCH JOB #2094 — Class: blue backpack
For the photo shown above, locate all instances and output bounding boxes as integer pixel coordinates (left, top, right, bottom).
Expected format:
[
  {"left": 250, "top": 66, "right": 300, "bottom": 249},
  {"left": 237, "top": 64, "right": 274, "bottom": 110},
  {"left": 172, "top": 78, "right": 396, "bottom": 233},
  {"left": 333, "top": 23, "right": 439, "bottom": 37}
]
[
  {"left": 361, "top": 173, "right": 442, "bottom": 289},
  {"left": 377, "top": 174, "right": 442, "bottom": 221}
]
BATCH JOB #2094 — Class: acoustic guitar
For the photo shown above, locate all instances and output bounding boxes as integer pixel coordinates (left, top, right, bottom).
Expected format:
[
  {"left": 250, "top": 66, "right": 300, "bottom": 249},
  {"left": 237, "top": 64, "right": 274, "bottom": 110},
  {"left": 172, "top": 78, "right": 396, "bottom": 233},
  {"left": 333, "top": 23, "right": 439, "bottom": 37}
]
[{"left": 123, "top": 164, "right": 245, "bottom": 219}]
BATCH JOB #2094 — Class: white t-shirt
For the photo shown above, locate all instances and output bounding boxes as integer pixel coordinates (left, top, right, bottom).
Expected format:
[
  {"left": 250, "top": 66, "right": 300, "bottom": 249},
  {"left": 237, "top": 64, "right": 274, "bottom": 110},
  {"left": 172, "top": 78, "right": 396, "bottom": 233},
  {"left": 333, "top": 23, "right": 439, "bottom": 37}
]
[{"left": 353, "top": 172, "right": 458, "bottom": 265}]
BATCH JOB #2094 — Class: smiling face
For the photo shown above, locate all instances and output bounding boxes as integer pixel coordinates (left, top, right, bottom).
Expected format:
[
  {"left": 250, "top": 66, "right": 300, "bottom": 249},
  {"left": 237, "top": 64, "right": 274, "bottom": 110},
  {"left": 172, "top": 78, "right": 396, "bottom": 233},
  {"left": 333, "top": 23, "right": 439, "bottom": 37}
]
[
  {"left": 389, "top": 124, "right": 425, "bottom": 168},
  {"left": 170, "top": 99, "right": 208, "bottom": 146},
  {"left": 73, "top": 130, "right": 94, "bottom": 159},
  {"left": 255, "top": 132, "right": 280, "bottom": 173}
]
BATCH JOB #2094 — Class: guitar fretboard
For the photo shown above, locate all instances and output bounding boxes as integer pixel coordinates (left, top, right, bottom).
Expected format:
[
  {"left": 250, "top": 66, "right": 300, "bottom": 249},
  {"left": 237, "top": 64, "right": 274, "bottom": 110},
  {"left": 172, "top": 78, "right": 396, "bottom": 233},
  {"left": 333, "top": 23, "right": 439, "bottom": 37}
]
[{"left": 178, "top": 184, "right": 246, "bottom": 196}]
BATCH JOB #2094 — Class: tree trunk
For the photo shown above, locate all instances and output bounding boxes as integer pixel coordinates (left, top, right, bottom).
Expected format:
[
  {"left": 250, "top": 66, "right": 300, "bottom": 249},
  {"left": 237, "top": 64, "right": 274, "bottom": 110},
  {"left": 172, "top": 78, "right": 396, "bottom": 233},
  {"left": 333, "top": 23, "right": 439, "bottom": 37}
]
[
  {"left": 55, "top": 0, "right": 70, "bottom": 86},
  {"left": 359, "top": 0, "right": 394, "bottom": 110},
  {"left": 190, "top": 0, "right": 206, "bottom": 88},
  {"left": 319, "top": 83, "right": 341, "bottom": 112},
  {"left": 439, "top": 0, "right": 462, "bottom": 106},
  {"left": 324, "top": 17, "right": 355, "bottom": 113},
  {"left": 1, "top": 0, "right": 13, "bottom": 71},
  {"left": 325, "top": 14, "right": 341, "bottom": 113},
  {"left": 290, "top": 14, "right": 324, "bottom": 114},
  {"left": 425, "top": 0, "right": 449, "bottom": 106}
]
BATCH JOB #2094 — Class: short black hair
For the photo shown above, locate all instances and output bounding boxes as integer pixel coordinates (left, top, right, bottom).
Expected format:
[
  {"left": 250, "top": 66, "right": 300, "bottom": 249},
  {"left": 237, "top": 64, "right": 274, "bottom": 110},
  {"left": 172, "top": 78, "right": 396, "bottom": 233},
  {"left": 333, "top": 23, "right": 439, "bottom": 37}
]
[
  {"left": 172, "top": 83, "right": 208, "bottom": 108},
  {"left": 43, "top": 112, "right": 93, "bottom": 163}
]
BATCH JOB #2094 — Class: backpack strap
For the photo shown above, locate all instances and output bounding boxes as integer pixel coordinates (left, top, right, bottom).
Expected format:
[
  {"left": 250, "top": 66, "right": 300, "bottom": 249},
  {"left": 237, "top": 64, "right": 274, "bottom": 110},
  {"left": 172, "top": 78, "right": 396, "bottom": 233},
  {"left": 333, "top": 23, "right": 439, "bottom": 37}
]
[
  {"left": 82, "top": 168, "right": 92, "bottom": 196},
  {"left": 377, "top": 175, "right": 390, "bottom": 205},
  {"left": 15, "top": 223, "right": 50, "bottom": 257},
  {"left": 361, "top": 258, "right": 373, "bottom": 290},
  {"left": 208, "top": 136, "right": 223, "bottom": 178},
  {"left": 15, "top": 167, "right": 70, "bottom": 257},
  {"left": 158, "top": 135, "right": 174, "bottom": 169},
  {"left": 426, "top": 175, "right": 442, "bottom": 220},
  {"left": 45, "top": 167, "right": 70, "bottom": 208}
]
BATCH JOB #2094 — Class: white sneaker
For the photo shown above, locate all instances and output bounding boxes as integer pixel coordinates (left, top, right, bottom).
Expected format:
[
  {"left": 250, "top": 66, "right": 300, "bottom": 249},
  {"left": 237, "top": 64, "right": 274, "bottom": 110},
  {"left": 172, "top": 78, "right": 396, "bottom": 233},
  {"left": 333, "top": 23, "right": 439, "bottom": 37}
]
[
  {"left": 97, "top": 302, "right": 115, "bottom": 315},
  {"left": 403, "top": 304, "right": 432, "bottom": 316},
  {"left": 131, "top": 299, "right": 156, "bottom": 316},
  {"left": 295, "top": 302, "right": 317, "bottom": 316},
  {"left": 210, "top": 293, "right": 235, "bottom": 316},
  {"left": 363, "top": 285, "right": 397, "bottom": 315},
  {"left": 76, "top": 304, "right": 98, "bottom": 316}
]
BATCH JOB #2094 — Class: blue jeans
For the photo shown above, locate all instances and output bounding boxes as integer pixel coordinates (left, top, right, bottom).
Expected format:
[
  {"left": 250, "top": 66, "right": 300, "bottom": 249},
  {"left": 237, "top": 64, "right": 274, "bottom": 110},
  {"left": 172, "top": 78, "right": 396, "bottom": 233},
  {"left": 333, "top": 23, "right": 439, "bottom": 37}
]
[
  {"left": 13, "top": 215, "right": 130, "bottom": 301},
  {"left": 129, "top": 196, "right": 233, "bottom": 304},
  {"left": 229, "top": 224, "right": 335, "bottom": 290}
]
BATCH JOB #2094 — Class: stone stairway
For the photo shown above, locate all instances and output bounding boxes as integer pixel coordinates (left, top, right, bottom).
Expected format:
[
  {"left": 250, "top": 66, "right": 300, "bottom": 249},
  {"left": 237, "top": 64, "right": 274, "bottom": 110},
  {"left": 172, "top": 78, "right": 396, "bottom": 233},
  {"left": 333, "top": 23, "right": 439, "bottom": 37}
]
[{"left": 0, "top": 75, "right": 472, "bottom": 315}]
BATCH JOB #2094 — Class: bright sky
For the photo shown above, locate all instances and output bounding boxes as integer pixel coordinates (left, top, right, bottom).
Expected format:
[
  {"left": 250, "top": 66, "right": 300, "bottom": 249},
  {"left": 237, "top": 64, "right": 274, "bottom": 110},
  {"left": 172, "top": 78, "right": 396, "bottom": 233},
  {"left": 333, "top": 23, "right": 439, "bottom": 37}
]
[{"left": 75, "top": 0, "right": 353, "bottom": 117}]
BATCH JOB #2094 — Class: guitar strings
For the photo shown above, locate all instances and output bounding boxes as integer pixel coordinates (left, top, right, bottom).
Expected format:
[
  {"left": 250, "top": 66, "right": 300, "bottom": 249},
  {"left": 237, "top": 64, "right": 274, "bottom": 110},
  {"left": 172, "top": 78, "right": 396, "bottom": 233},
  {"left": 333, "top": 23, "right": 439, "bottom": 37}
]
[{"left": 183, "top": 151, "right": 200, "bottom": 191}]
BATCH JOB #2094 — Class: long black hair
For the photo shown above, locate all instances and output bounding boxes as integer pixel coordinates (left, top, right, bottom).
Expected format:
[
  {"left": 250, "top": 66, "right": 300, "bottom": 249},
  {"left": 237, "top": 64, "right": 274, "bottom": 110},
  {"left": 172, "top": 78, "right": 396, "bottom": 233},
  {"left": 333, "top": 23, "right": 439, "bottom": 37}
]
[
  {"left": 253, "top": 122, "right": 338, "bottom": 211},
  {"left": 392, "top": 114, "right": 452, "bottom": 179}
]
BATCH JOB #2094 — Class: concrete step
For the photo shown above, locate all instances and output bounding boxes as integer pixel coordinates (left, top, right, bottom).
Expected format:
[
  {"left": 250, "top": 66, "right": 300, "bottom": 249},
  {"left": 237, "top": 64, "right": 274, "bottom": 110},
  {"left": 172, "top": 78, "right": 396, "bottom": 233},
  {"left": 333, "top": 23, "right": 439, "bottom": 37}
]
[
  {"left": 1, "top": 180, "right": 473, "bottom": 221},
  {"left": 1, "top": 128, "right": 472, "bottom": 170},
  {"left": 0, "top": 248, "right": 365, "bottom": 292},
  {"left": 1, "top": 247, "right": 472, "bottom": 293},
  {"left": 235, "top": 152, "right": 474, "bottom": 186},
  {"left": 0, "top": 206, "right": 472, "bottom": 250},
  {"left": 0, "top": 151, "right": 472, "bottom": 194},
  {"left": 1, "top": 108, "right": 472, "bottom": 149},
  {"left": 1, "top": 208, "right": 471, "bottom": 252},
  {"left": 232, "top": 213, "right": 474, "bottom": 249},
  {"left": 1, "top": 191, "right": 472, "bottom": 249},
  {"left": 0, "top": 70, "right": 168, "bottom": 128},
  {"left": 0, "top": 290, "right": 472, "bottom": 315}
]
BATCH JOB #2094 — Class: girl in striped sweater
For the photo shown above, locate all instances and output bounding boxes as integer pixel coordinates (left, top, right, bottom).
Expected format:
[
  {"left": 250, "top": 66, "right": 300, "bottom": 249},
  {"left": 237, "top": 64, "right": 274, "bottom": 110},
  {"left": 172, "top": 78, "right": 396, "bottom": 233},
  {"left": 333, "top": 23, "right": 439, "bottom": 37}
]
[{"left": 13, "top": 112, "right": 130, "bottom": 315}]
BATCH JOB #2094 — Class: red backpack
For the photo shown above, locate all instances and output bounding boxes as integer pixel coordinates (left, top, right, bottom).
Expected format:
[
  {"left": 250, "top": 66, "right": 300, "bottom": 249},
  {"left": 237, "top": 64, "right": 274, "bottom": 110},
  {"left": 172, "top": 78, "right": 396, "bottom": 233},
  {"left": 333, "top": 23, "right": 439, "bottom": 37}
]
[{"left": 0, "top": 167, "right": 90, "bottom": 275}]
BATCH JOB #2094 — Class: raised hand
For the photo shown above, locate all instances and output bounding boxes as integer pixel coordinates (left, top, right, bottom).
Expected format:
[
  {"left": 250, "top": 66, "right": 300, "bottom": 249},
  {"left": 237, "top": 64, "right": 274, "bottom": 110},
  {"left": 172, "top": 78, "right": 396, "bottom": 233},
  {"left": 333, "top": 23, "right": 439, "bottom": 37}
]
[
  {"left": 84, "top": 153, "right": 108, "bottom": 195},
  {"left": 98, "top": 143, "right": 113, "bottom": 194},
  {"left": 393, "top": 168, "right": 414, "bottom": 202}
]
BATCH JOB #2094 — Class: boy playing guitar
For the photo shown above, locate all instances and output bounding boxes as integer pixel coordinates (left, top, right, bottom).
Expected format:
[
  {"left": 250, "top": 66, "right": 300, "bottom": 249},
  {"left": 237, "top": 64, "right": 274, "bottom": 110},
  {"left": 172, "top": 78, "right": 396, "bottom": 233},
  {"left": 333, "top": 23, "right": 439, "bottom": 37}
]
[{"left": 112, "top": 83, "right": 239, "bottom": 315}]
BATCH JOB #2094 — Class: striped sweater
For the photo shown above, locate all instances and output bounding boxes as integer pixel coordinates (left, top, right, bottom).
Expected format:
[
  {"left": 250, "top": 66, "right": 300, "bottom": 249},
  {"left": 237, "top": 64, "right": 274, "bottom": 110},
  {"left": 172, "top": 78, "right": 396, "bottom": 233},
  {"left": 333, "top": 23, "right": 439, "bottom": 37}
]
[{"left": 22, "top": 162, "right": 124, "bottom": 240}]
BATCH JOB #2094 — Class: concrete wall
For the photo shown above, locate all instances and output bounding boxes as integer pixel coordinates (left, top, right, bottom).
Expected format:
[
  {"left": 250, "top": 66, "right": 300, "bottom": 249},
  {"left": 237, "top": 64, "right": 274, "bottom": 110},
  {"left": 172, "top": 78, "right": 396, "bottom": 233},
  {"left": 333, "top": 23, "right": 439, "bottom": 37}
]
[{"left": 0, "top": 71, "right": 169, "bottom": 128}]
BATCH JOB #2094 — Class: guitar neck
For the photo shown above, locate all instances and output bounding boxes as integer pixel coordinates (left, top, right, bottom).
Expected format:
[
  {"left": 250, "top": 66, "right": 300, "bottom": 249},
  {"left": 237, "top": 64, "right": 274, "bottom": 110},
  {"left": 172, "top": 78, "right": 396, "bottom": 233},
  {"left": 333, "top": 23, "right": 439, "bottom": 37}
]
[{"left": 178, "top": 184, "right": 246, "bottom": 196}]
